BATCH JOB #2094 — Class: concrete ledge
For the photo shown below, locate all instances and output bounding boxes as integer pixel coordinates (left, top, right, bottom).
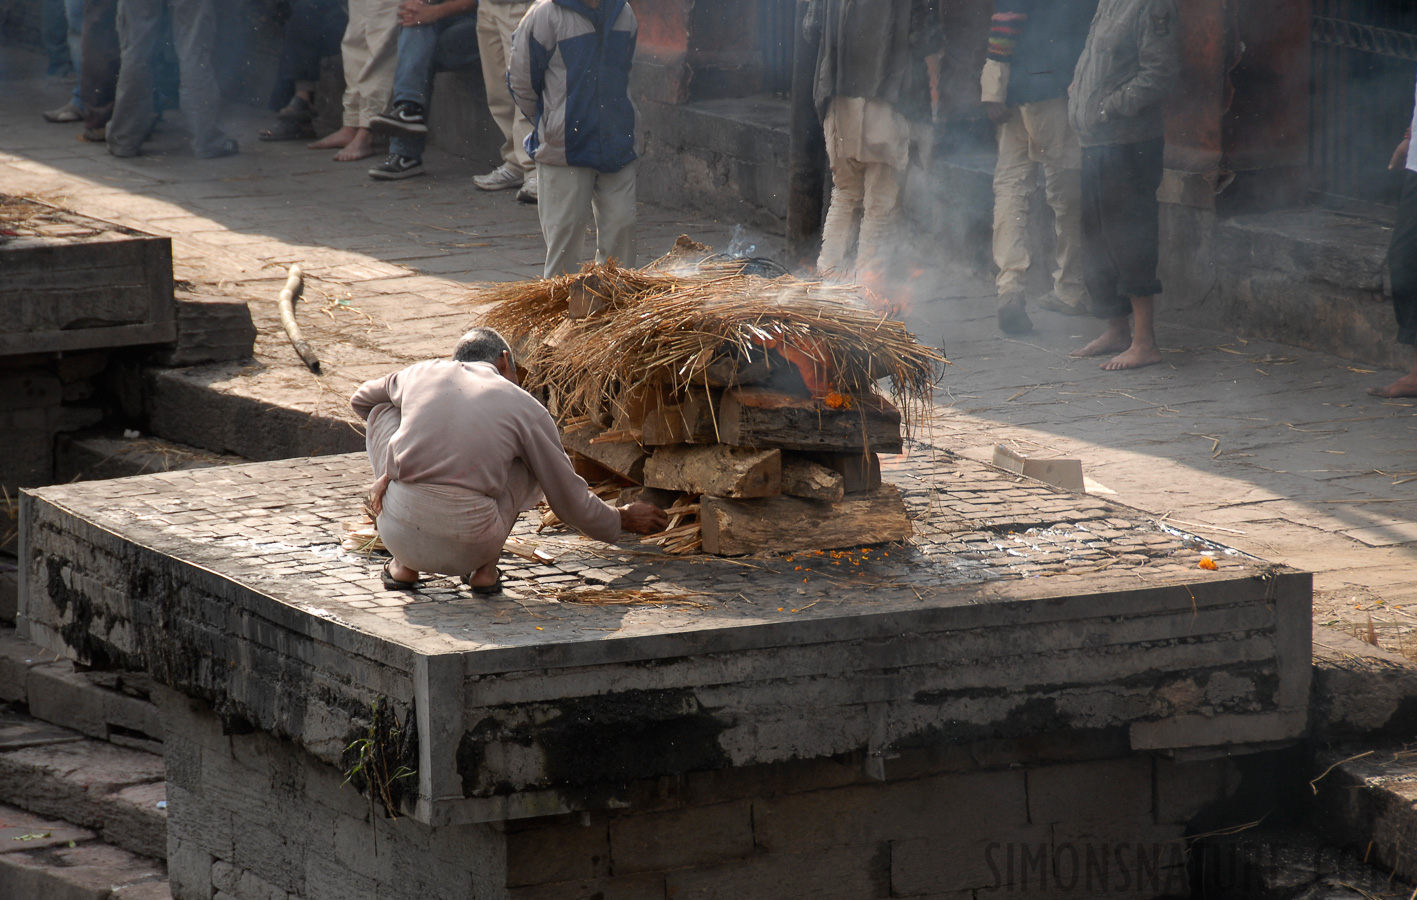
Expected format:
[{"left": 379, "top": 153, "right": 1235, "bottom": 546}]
[
  {"left": 1310, "top": 745, "right": 1417, "bottom": 883},
  {"left": 0, "top": 800, "right": 169, "bottom": 900},
  {"left": 19, "top": 448, "right": 1312, "bottom": 827}
]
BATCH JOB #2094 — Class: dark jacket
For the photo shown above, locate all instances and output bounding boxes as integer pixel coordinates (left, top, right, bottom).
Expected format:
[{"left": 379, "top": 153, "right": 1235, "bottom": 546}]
[
  {"left": 508, "top": 0, "right": 638, "bottom": 173},
  {"left": 986, "top": 0, "right": 1098, "bottom": 107},
  {"left": 1067, "top": 0, "right": 1181, "bottom": 147},
  {"left": 805, "top": 0, "right": 941, "bottom": 124}
]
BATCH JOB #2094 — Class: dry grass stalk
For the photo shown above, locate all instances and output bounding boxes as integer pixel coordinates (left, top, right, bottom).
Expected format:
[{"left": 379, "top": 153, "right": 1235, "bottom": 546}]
[{"left": 478, "top": 261, "right": 944, "bottom": 428}]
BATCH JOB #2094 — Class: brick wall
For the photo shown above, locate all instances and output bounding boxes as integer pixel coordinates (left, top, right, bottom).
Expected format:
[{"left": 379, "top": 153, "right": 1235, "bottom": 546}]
[{"left": 162, "top": 688, "right": 1268, "bottom": 900}]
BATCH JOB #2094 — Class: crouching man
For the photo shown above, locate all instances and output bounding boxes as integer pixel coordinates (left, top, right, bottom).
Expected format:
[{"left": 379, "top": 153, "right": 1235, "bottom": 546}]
[{"left": 351, "top": 327, "right": 667, "bottom": 592}]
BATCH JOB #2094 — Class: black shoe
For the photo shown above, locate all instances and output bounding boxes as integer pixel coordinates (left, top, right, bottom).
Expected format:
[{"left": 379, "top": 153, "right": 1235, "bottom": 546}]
[
  {"left": 195, "top": 138, "right": 239, "bottom": 159},
  {"left": 369, "top": 102, "right": 428, "bottom": 138},
  {"left": 368, "top": 153, "right": 425, "bottom": 180},
  {"left": 997, "top": 293, "right": 1033, "bottom": 335}
]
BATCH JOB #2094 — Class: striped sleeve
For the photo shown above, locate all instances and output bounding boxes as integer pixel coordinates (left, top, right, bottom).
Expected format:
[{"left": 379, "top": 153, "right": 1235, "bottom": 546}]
[{"left": 986, "top": 1, "right": 1029, "bottom": 62}]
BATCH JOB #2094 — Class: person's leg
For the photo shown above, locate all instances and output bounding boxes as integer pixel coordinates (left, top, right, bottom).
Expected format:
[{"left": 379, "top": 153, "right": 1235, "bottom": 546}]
[
  {"left": 80, "top": 0, "right": 120, "bottom": 132},
  {"left": 1028, "top": 97, "right": 1089, "bottom": 313},
  {"left": 991, "top": 106, "right": 1035, "bottom": 309},
  {"left": 106, "top": 0, "right": 161, "bottom": 156},
  {"left": 43, "top": 0, "right": 73, "bottom": 76},
  {"left": 166, "top": 0, "right": 231, "bottom": 157},
  {"left": 1371, "top": 170, "right": 1417, "bottom": 397},
  {"left": 1098, "top": 138, "right": 1165, "bottom": 370},
  {"left": 433, "top": 13, "right": 479, "bottom": 73},
  {"left": 857, "top": 160, "right": 903, "bottom": 273},
  {"left": 311, "top": 0, "right": 372, "bottom": 149},
  {"left": 1070, "top": 143, "right": 1133, "bottom": 358},
  {"left": 539, "top": 163, "right": 597, "bottom": 277},
  {"left": 477, "top": 1, "right": 533, "bottom": 179},
  {"left": 338, "top": 0, "right": 399, "bottom": 160},
  {"left": 64, "top": 0, "right": 86, "bottom": 111},
  {"left": 390, "top": 20, "right": 440, "bottom": 109},
  {"left": 591, "top": 161, "right": 638, "bottom": 267}
]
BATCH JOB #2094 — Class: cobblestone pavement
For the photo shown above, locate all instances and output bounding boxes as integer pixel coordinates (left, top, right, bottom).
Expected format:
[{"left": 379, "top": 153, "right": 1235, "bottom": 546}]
[
  {"left": 2, "top": 48, "right": 1414, "bottom": 653},
  {"left": 33, "top": 447, "right": 1262, "bottom": 650}
]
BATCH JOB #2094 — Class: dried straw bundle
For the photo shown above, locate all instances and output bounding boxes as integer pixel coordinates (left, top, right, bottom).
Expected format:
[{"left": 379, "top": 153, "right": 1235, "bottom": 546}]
[{"left": 479, "top": 262, "right": 944, "bottom": 426}]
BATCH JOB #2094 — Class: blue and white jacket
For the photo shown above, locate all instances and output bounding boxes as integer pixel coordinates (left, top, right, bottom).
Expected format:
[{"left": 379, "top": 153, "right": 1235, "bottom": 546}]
[{"left": 508, "top": 0, "right": 639, "bottom": 173}]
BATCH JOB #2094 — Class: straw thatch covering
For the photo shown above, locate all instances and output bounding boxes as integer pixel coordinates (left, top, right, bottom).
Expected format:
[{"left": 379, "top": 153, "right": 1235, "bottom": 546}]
[{"left": 478, "top": 258, "right": 945, "bottom": 428}]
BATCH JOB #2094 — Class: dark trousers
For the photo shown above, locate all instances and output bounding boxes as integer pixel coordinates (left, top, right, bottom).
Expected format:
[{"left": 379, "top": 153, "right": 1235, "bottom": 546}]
[
  {"left": 268, "top": 0, "right": 348, "bottom": 111},
  {"left": 1081, "top": 137, "right": 1165, "bottom": 319},
  {"left": 1392, "top": 169, "right": 1417, "bottom": 345},
  {"left": 80, "top": 0, "right": 121, "bottom": 130}
]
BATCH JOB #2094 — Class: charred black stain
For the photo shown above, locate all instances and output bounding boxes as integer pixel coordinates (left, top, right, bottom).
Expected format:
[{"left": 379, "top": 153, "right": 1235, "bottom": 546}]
[
  {"left": 46, "top": 556, "right": 113, "bottom": 669},
  {"left": 458, "top": 688, "right": 729, "bottom": 798}
]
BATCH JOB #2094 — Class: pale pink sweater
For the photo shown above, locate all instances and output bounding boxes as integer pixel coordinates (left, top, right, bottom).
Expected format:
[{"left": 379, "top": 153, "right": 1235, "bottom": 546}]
[{"left": 350, "top": 360, "right": 621, "bottom": 543}]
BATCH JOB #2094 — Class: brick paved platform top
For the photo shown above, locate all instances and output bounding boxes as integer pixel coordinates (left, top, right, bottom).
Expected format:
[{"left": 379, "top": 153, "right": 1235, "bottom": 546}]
[{"left": 19, "top": 445, "right": 1312, "bottom": 826}]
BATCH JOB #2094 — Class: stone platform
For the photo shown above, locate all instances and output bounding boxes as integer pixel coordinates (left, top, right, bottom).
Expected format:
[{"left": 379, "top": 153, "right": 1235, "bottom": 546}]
[{"left": 20, "top": 438, "right": 1311, "bottom": 825}]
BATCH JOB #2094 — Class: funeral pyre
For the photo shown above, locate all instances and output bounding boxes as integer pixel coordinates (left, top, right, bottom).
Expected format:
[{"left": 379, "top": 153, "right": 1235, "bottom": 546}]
[{"left": 479, "top": 238, "right": 946, "bottom": 556}]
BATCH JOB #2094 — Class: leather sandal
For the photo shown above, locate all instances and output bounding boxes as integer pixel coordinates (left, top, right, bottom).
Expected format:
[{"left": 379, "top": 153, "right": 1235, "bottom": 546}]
[
  {"left": 381, "top": 560, "right": 418, "bottom": 591},
  {"left": 461, "top": 568, "right": 502, "bottom": 595}
]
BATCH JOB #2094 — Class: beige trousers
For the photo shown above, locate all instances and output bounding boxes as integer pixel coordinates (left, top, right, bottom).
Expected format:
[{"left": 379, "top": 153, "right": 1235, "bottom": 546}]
[
  {"left": 365, "top": 402, "right": 541, "bottom": 576},
  {"left": 538, "top": 161, "right": 637, "bottom": 277},
  {"left": 992, "top": 96, "right": 1086, "bottom": 305},
  {"left": 478, "top": 1, "right": 535, "bottom": 175},
  {"left": 818, "top": 155, "right": 902, "bottom": 275},
  {"left": 340, "top": 0, "right": 400, "bottom": 128}
]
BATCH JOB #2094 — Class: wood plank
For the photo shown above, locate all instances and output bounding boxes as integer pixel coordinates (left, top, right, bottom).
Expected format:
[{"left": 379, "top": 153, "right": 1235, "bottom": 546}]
[
  {"left": 811, "top": 451, "right": 883, "bottom": 493},
  {"left": 718, "top": 388, "right": 902, "bottom": 453},
  {"left": 703, "top": 348, "right": 772, "bottom": 388},
  {"left": 700, "top": 486, "right": 911, "bottom": 556},
  {"left": 781, "top": 456, "right": 845, "bottom": 502},
  {"left": 641, "top": 389, "right": 721, "bottom": 445},
  {"left": 643, "top": 445, "right": 781, "bottom": 498},
  {"left": 562, "top": 427, "right": 648, "bottom": 482}
]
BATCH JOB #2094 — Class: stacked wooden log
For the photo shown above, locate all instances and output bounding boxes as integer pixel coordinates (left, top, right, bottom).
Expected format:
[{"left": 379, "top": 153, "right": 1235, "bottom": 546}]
[{"left": 477, "top": 246, "right": 944, "bottom": 556}]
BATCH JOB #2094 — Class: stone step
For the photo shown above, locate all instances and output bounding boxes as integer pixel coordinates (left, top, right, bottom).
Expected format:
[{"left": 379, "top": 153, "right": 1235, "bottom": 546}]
[
  {"left": 53, "top": 431, "right": 246, "bottom": 486},
  {"left": 1197, "top": 825, "right": 1409, "bottom": 900},
  {"left": 0, "top": 800, "right": 169, "bottom": 900},
  {"left": 0, "top": 627, "right": 162, "bottom": 752},
  {"left": 1310, "top": 628, "right": 1417, "bottom": 742},
  {"left": 1310, "top": 745, "right": 1417, "bottom": 885},
  {"left": 0, "top": 701, "right": 167, "bottom": 862}
]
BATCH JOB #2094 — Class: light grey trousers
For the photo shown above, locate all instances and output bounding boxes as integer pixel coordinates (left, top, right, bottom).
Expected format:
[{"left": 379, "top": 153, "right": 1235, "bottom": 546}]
[
  {"left": 537, "top": 161, "right": 637, "bottom": 277},
  {"left": 108, "top": 0, "right": 230, "bottom": 157}
]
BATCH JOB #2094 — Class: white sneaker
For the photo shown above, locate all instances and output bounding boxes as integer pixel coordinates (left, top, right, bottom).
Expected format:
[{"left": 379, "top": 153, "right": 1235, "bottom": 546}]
[
  {"left": 516, "top": 173, "right": 538, "bottom": 204},
  {"left": 473, "top": 164, "right": 524, "bottom": 192}
]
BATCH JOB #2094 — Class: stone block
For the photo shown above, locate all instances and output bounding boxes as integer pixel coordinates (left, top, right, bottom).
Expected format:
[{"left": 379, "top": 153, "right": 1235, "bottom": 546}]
[
  {"left": 150, "top": 295, "right": 257, "bottom": 367},
  {"left": 104, "top": 781, "right": 169, "bottom": 861},
  {"left": 26, "top": 662, "right": 162, "bottom": 743},
  {"left": 891, "top": 826, "right": 1052, "bottom": 896},
  {"left": 163, "top": 734, "right": 202, "bottom": 792},
  {"left": 1153, "top": 756, "right": 1242, "bottom": 825},
  {"left": 509, "top": 872, "right": 667, "bottom": 900},
  {"left": 168, "top": 837, "right": 214, "bottom": 900},
  {"left": 506, "top": 818, "right": 611, "bottom": 887},
  {"left": 664, "top": 843, "right": 889, "bottom": 900},
  {"left": 331, "top": 815, "right": 394, "bottom": 883},
  {"left": 167, "top": 784, "right": 235, "bottom": 860},
  {"left": 0, "top": 738, "right": 165, "bottom": 830},
  {"left": 305, "top": 849, "right": 380, "bottom": 900},
  {"left": 0, "top": 626, "right": 45, "bottom": 701},
  {"left": 232, "top": 810, "right": 307, "bottom": 896},
  {"left": 608, "top": 800, "right": 753, "bottom": 875},
  {"left": 753, "top": 770, "right": 1028, "bottom": 854},
  {"left": 0, "top": 371, "right": 62, "bottom": 412},
  {"left": 211, "top": 860, "right": 238, "bottom": 893},
  {"left": 111, "top": 881, "right": 174, "bottom": 899},
  {"left": 0, "top": 842, "right": 167, "bottom": 900},
  {"left": 1026, "top": 758, "right": 1153, "bottom": 826},
  {"left": 1311, "top": 628, "right": 1417, "bottom": 741}
]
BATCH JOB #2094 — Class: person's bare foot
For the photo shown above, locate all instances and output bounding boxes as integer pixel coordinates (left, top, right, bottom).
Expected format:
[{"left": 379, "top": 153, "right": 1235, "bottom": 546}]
[
  {"left": 1100, "top": 343, "right": 1163, "bottom": 371},
  {"left": 333, "top": 127, "right": 375, "bottom": 162},
  {"left": 1368, "top": 374, "right": 1417, "bottom": 398},
  {"left": 308, "top": 124, "right": 357, "bottom": 149},
  {"left": 1070, "top": 333, "right": 1132, "bottom": 358},
  {"left": 465, "top": 560, "right": 499, "bottom": 588}
]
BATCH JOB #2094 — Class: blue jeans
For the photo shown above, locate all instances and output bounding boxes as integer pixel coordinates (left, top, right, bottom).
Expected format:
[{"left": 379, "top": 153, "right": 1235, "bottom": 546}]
[
  {"left": 66, "top": 0, "right": 86, "bottom": 110},
  {"left": 389, "top": 12, "right": 479, "bottom": 161}
]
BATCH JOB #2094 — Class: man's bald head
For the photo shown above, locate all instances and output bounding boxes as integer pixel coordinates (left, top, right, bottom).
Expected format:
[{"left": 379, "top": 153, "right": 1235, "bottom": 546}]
[{"left": 453, "top": 327, "right": 514, "bottom": 367}]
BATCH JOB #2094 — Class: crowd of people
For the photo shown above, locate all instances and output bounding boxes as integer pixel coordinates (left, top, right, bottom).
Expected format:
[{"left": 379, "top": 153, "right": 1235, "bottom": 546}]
[{"left": 35, "top": 0, "right": 1417, "bottom": 386}]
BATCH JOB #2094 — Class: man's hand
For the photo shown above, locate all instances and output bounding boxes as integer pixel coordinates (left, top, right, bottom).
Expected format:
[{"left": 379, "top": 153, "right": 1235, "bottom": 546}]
[
  {"left": 618, "top": 502, "right": 669, "bottom": 535},
  {"left": 984, "top": 102, "right": 1012, "bottom": 126},
  {"left": 398, "top": 0, "right": 441, "bottom": 27},
  {"left": 1391, "top": 137, "right": 1412, "bottom": 172},
  {"left": 366, "top": 474, "right": 391, "bottom": 517}
]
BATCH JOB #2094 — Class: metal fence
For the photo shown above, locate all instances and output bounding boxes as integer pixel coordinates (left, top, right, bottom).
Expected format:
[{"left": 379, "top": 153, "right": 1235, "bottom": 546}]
[{"left": 1311, "top": 0, "right": 1417, "bottom": 206}]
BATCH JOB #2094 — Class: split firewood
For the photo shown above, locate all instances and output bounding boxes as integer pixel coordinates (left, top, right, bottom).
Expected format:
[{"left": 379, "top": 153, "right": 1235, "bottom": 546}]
[
  {"left": 590, "top": 429, "right": 642, "bottom": 445},
  {"left": 699, "top": 486, "right": 910, "bottom": 556},
  {"left": 504, "top": 539, "right": 555, "bottom": 564},
  {"left": 703, "top": 348, "right": 772, "bottom": 388},
  {"left": 563, "top": 427, "right": 648, "bottom": 482},
  {"left": 641, "top": 389, "right": 720, "bottom": 445},
  {"left": 643, "top": 445, "right": 781, "bottom": 498},
  {"left": 781, "top": 456, "right": 845, "bottom": 502},
  {"left": 811, "top": 451, "right": 883, "bottom": 493},
  {"left": 718, "top": 388, "right": 902, "bottom": 453},
  {"left": 617, "top": 486, "right": 683, "bottom": 508},
  {"left": 639, "top": 522, "right": 701, "bottom": 545}
]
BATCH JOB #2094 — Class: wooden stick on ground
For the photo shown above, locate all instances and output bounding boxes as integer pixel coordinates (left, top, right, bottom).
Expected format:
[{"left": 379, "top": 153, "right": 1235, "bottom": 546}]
[{"left": 277, "top": 264, "right": 321, "bottom": 374}]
